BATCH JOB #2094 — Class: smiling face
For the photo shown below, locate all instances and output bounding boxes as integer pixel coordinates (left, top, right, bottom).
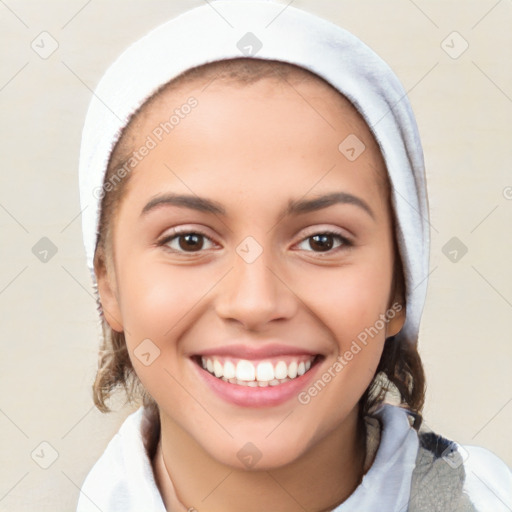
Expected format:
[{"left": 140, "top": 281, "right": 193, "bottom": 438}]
[{"left": 95, "top": 67, "right": 405, "bottom": 471}]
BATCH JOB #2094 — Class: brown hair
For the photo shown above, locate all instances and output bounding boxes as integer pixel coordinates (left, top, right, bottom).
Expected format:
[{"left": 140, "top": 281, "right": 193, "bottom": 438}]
[{"left": 92, "top": 58, "right": 425, "bottom": 430}]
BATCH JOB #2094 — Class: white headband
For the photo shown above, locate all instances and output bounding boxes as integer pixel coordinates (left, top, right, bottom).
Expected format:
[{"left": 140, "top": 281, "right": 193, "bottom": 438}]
[{"left": 79, "top": 0, "right": 430, "bottom": 346}]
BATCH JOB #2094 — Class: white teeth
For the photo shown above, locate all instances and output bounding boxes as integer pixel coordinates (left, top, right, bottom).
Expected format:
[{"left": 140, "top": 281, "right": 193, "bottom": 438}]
[
  {"left": 213, "top": 359, "right": 223, "bottom": 378},
  {"left": 224, "top": 360, "right": 236, "bottom": 379},
  {"left": 236, "top": 360, "right": 256, "bottom": 381},
  {"left": 200, "top": 355, "right": 316, "bottom": 386},
  {"left": 274, "top": 361, "right": 288, "bottom": 380},
  {"left": 256, "top": 361, "right": 274, "bottom": 381}
]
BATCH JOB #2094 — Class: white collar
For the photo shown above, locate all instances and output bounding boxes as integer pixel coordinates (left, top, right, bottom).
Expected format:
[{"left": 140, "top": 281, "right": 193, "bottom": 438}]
[{"left": 77, "top": 403, "right": 419, "bottom": 511}]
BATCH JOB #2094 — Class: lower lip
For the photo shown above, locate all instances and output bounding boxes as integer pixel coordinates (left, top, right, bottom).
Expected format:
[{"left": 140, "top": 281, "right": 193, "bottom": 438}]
[{"left": 193, "top": 358, "right": 321, "bottom": 408}]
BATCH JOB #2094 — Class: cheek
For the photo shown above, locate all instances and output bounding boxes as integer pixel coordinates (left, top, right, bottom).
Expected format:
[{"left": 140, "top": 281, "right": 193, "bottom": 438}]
[
  {"left": 297, "top": 254, "right": 394, "bottom": 344},
  {"left": 294, "top": 256, "right": 394, "bottom": 430},
  {"left": 117, "top": 259, "right": 216, "bottom": 343},
  {"left": 291, "top": 245, "right": 395, "bottom": 404},
  {"left": 114, "top": 259, "right": 213, "bottom": 399}
]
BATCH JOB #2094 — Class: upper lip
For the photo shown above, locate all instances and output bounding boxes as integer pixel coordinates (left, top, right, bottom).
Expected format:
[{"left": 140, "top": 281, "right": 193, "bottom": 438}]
[{"left": 193, "top": 343, "right": 319, "bottom": 360}]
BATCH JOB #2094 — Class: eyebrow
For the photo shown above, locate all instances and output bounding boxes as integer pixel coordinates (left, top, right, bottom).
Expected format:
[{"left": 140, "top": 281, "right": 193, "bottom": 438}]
[{"left": 140, "top": 191, "right": 375, "bottom": 220}]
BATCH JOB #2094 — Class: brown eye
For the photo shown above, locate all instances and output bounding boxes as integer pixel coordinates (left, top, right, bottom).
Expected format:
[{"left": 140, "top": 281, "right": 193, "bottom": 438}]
[
  {"left": 178, "top": 233, "right": 204, "bottom": 252},
  {"left": 159, "top": 230, "right": 216, "bottom": 253},
  {"left": 297, "top": 231, "right": 352, "bottom": 253},
  {"left": 309, "top": 234, "right": 334, "bottom": 252}
]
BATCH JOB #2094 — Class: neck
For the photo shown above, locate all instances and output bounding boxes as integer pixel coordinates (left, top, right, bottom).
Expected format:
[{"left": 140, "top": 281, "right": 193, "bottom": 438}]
[{"left": 153, "top": 407, "right": 367, "bottom": 512}]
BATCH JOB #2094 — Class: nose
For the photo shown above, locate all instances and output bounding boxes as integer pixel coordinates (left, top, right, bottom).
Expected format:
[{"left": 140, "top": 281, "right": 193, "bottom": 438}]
[{"left": 214, "top": 245, "right": 298, "bottom": 332}]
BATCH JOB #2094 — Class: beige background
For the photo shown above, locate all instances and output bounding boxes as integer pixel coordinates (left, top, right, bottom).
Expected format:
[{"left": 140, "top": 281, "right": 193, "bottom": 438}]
[{"left": 1, "top": 0, "right": 511, "bottom": 510}]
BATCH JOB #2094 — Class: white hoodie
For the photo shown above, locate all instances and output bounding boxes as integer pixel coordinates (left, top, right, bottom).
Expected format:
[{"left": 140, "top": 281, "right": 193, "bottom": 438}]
[{"left": 76, "top": 403, "right": 512, "bottom": 512}]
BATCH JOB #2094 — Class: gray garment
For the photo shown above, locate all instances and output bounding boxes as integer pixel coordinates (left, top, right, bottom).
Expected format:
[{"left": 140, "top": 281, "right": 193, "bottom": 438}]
[{"left": 408, "top": 417, "right": 476, "bottom": 512}]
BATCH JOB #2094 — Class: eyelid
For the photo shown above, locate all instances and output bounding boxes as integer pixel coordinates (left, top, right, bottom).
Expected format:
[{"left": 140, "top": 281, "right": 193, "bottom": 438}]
[{"left": 297, "top": 225, "right": 354, "bottom": 243}]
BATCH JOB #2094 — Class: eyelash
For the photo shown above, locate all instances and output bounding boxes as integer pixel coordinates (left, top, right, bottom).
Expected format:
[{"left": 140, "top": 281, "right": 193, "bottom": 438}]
[{"left": 157, "top": 228, "right": 353, "bottom": 255}]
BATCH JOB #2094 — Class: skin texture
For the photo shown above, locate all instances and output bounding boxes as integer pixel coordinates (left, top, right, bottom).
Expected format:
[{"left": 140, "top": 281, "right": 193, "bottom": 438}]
[{"left": 95, "top": 76, "right": 405, "bottom": 512}]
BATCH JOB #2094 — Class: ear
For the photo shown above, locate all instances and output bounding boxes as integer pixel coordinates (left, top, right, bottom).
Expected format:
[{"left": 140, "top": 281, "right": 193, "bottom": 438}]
[
  {"left": 385, "top": 252, "right": 407, "bottom": 337},
  {"left": 385, "top": 302, "right": 406, "bottom": 338},
  {"left": 94, "top": 248, "right": 124, "bottom": 333}
]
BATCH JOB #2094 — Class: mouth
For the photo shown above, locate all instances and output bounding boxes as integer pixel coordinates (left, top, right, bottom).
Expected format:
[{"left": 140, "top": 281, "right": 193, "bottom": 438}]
[
  {"left": 193, "top": 354, "right": 320, "bottom": 387},
  {"left": 190, "top": 350, "right": 323, "bottom": 407}
]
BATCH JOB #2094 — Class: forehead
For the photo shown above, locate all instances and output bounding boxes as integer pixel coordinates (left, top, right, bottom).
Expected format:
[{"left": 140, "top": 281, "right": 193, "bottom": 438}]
[
  {"left": 115, "top": 69, "right": 389, "bottom": 215},
  {"left": 135, "top": 72, "right": 381, "bottom": 154},
  {"left": 143, "top": 70, "right": 371, "bottom": 135}
]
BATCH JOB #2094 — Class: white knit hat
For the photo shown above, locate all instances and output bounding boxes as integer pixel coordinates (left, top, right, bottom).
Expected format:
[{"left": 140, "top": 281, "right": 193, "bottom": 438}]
[{"left": 79, "top": 0, "right": 430, "bottom": 346}]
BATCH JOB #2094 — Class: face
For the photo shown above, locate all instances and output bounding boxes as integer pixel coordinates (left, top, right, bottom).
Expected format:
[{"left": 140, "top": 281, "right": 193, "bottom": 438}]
[{"left": 97, "top": 73, "right": 405, "bottom": 469}]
